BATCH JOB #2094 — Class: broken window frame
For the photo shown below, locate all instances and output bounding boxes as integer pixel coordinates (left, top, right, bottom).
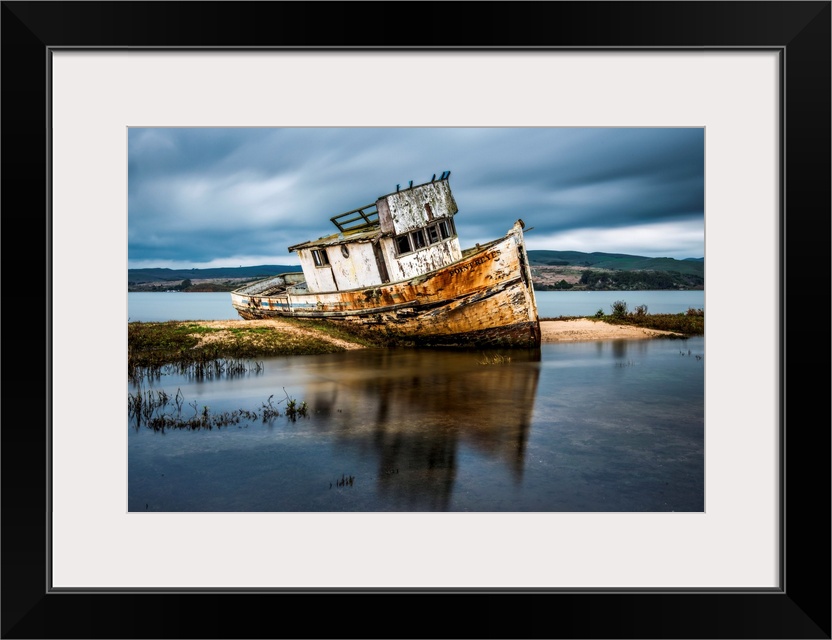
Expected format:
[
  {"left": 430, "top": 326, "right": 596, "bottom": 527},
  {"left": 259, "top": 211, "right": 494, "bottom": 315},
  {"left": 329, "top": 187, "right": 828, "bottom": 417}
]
[
  {"left": 395, "top": 218, "right": 457, "bottom": 257},
  {"left": 395, "top": 234, "right": 412, "bottom": 256},
  {"left": 311, "top": 248, "right": 330, "bottom": 267},
  {"left": 438, "top": 218, "right": 454, "bottom": 239},
  {"left": 410, "top": 229, "right": 427, "bottom": 250}
]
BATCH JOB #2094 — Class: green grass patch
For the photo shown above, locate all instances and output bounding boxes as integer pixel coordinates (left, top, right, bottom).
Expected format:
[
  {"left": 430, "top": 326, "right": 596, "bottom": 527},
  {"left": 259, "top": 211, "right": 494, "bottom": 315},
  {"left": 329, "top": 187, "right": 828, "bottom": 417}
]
[
  {"left": 127, "top": 320, "right": 368, "bottom": 376},
  {"left": 228, "top": 326, "right": 272, "bottom": 336},
  {"left": 595, "top": 311, "right": 704, "bottom": 336}
]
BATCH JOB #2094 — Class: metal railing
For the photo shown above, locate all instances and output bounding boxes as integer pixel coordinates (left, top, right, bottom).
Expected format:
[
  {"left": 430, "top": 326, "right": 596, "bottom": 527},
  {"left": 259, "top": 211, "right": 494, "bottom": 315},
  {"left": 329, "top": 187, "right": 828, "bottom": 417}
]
[{"left": 330, "top": 204, "right": 379, "bottom": 232}]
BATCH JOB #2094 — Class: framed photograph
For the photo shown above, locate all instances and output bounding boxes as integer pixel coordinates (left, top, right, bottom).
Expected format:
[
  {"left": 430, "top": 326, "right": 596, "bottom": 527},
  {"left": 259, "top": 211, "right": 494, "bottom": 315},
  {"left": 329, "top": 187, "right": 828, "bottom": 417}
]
[
  {"left": 3, "top": 2, "right": 829, "bottom": 638},
  {"left": 124, "top": 125, "right": 707, "bottom": 517}
]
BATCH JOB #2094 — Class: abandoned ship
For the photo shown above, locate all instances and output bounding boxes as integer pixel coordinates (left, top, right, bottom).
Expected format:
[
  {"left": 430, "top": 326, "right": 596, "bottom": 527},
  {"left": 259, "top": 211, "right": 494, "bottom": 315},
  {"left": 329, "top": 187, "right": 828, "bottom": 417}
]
[{"left": 230, "top": 172, "right": 541, "bottom": 348}]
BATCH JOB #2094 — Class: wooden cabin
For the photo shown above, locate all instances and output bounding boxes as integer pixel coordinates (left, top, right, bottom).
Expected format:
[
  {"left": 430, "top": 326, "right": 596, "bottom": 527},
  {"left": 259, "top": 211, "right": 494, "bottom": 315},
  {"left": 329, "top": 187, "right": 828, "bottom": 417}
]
[{"left": 288, "top": 175, "right": 462, "bottom": 292}]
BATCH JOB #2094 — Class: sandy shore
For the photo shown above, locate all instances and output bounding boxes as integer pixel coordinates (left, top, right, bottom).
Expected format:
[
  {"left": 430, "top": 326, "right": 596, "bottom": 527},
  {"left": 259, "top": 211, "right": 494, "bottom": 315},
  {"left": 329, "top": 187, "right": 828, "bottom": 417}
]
[
  {"left": 183, "top": 317, "right": 681, "bottom": 348},
  {"left": 540, "top": 318, "right": 681, "bottom": 342}
]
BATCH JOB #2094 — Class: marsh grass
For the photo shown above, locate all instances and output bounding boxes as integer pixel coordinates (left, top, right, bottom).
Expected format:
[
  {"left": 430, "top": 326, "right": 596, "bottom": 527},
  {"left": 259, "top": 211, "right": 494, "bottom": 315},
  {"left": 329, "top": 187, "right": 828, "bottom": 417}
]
[
  {"left": 128, "top": 386, "right": 307, "bottom": 432},
  {"left": 129, "top": 357, "right": 264, "bottom": 385},
  {"left": 477, "top": 352, "right": 512, "bottom": 365},
  {"left": 127, "top": 320, "right": 375, "bottom": 378}
]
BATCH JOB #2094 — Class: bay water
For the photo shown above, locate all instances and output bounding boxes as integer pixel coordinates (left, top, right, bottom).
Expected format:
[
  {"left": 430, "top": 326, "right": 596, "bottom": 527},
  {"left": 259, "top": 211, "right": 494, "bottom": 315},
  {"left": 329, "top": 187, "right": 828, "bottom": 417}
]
[
  {"left": 128, "top": 290, "right": 705, "bottom": 322},
  {"left": 128, "top": 290, "right": 704, "bottom": 512}
]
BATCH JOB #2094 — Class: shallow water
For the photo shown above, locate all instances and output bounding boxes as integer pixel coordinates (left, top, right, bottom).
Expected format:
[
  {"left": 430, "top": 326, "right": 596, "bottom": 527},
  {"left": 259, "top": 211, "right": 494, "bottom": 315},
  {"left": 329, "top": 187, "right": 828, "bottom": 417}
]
[{"left": 128, "top": 337, "right": 704, "bottom": 512}]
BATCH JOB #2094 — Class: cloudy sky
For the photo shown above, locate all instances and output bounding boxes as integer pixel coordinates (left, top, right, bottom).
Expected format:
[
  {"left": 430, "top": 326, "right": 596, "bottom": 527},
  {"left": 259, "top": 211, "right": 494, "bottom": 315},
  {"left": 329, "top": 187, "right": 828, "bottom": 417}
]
[{"left": 128, "top": 127, "right": 704, "bottom": 269}]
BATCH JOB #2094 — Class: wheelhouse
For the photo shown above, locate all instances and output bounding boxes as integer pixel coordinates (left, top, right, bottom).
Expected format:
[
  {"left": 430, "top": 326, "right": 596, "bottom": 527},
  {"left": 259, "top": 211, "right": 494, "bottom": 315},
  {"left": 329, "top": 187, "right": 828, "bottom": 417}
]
[{"left": 288, "top": 175, "right": 462, "bottom": 293}]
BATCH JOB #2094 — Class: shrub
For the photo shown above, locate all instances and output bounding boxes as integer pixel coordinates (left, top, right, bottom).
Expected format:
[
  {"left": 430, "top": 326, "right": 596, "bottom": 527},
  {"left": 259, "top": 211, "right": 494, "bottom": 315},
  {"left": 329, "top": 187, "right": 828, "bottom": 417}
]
[
  {"left": 594, "top": 308, "right": 605, "bottom": 318},
  {"left": 634, "top": 304, "right": 648, "bottom": 316},
  {"left": 610, "top": 300, "right": 628, "bottom": 318}
]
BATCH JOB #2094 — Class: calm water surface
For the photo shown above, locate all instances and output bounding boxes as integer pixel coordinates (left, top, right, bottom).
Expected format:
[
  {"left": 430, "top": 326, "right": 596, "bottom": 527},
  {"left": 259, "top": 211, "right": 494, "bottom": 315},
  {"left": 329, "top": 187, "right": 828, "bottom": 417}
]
[{"left": 129, "top": 338, "right": 704, "bottom": 512}]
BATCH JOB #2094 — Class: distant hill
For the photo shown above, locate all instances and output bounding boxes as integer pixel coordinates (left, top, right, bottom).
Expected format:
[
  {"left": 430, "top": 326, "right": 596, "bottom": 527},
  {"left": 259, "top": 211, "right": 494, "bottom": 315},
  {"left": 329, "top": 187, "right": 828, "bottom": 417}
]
[
  {"left": 128, "top": 265, "right": 301, "bottom": 284},
  {"left": 526, "top": 250, "right": 704, "bottom": 277},
  {"left": 128, "top": 252, "right": 704, "bottom": 293}
]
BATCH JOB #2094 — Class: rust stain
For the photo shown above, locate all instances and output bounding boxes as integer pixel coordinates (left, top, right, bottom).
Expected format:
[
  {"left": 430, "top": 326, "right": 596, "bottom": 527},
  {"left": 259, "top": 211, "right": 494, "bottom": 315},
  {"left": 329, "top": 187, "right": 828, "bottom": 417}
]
[{"left": 233, "top": 236, "right": 539, "bottom": 348}]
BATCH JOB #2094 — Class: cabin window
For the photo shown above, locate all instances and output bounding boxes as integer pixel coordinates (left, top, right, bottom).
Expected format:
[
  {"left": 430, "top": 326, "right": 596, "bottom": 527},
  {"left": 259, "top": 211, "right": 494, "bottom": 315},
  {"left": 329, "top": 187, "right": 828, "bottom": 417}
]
[
  {"left": 341, "top": 245, "right": 350, "bottom": 258},
  {"left": 426, "top": 224, "right": 440, "bottom": 244},
  {"left": 395, "top": 234, "right": 412, "bottom": 256},
  {"left": 312, "top": 249, "right": 330, "bottom": 267},
  {"left": 411, "top": 229, "right": 426, "bottom": 250},
  {"left": 438, "top": 219, "right": 453, "bottom": 239}
]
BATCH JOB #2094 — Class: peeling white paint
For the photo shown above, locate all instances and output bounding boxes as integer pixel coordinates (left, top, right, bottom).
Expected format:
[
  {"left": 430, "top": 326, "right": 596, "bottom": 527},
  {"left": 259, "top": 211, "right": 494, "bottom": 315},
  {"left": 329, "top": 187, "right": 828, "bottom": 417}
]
[
  {"left": 378, "top": 180, "right": 458, "bottom": 236},
  {"left": 296, "top": 180, "right": 462, "bottom": 294},
  {"left": 328, "top": 242, "right": 383, "bottom": 290}
]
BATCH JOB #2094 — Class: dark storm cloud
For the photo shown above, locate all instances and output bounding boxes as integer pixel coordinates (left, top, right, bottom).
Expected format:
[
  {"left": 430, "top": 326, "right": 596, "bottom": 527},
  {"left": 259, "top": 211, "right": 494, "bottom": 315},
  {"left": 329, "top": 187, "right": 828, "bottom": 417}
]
[
  {"left": 455, "top": 128, "right": 703, "bottom": 233},
  {"left": 128, "top": 127, "right": 704, "bottom": 267}
]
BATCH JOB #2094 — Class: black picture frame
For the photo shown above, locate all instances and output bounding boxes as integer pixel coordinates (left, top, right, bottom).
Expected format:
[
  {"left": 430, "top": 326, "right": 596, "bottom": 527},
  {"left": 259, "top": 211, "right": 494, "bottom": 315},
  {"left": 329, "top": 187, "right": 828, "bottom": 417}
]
[{"left": 2, "top": 2, "right": 829, "bottom": 638}]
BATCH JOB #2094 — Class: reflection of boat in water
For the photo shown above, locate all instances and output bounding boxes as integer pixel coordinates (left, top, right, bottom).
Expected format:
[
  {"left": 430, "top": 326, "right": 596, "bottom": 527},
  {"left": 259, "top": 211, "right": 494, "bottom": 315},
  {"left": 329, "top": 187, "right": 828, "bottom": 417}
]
[
  {"left": 300, "top": 349, "right": 541, "bottom": 511},
  {"left": 231, "top": 173, "right": 540, "bottom": 348}
]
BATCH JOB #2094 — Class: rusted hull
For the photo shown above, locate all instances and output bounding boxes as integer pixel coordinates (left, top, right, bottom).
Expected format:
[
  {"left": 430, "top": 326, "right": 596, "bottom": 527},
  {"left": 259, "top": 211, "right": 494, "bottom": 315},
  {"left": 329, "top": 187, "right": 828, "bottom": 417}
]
[{"left": 232, "top": 222, "right": 540, "bottom": 348}]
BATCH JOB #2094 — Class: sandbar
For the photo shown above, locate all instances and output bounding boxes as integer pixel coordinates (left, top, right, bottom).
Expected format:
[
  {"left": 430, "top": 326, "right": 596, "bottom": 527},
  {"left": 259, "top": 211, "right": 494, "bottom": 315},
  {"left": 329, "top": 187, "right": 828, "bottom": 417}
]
[{"left": 540, "top": 318, "right": 682, "bottom": 342}]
